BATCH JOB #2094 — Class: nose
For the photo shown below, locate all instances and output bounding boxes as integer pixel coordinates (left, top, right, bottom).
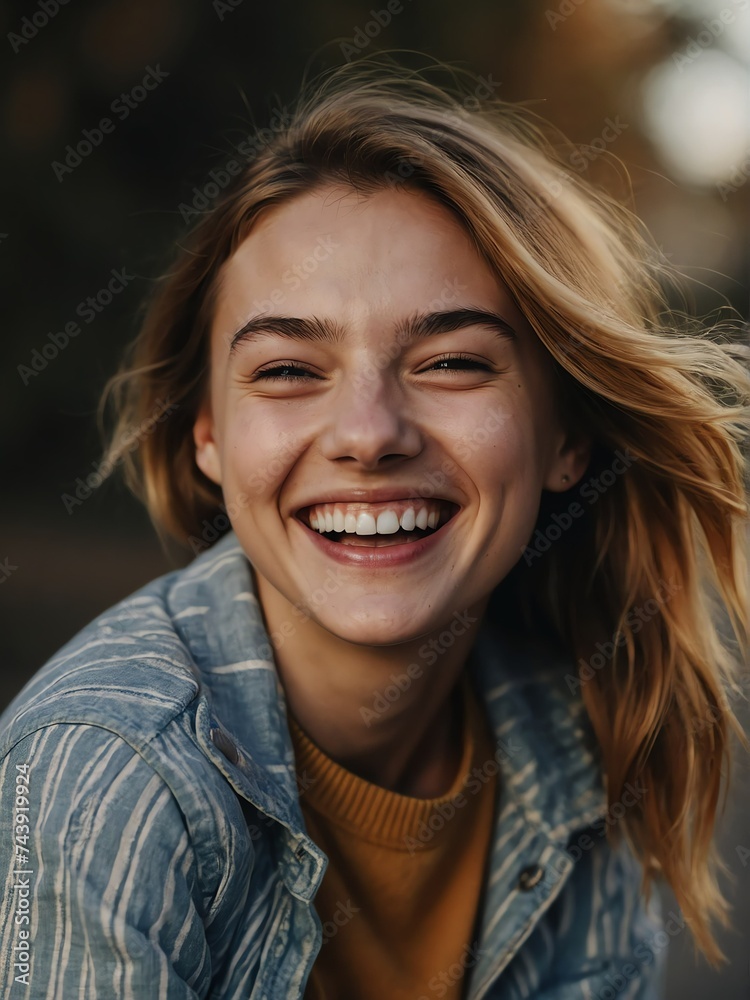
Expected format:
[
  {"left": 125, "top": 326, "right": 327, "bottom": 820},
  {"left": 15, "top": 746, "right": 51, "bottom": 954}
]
[{"left": 317, "top": 366, "right": 423, "bottom": 469}]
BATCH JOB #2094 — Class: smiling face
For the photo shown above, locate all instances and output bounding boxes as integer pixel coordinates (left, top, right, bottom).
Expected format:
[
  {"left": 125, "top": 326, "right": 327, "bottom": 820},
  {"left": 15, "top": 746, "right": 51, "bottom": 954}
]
[{"left": 194, "top": 183, "right": 589, "bottom": 647}]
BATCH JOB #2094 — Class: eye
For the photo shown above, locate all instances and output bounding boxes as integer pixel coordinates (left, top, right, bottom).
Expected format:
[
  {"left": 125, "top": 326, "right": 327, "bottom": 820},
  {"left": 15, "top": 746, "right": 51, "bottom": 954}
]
[
  {"left": 248, "top": 353, "right": 497, "bottom": 383},
  {"left": 251, "top": 363, "right": 321, "bottom": 382},
  {"left": 423, "top": 353, "right": 495, "bottom": 373}
]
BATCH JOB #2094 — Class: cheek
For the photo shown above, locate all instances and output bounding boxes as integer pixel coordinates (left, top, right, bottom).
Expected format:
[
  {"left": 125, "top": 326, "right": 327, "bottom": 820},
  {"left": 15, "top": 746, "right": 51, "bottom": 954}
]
[
  {"left": 221, "top": 405, "right": 307, "bottom": 502},
  {"left": 455, "top": 403, "right": 544, "bottom": 485}
]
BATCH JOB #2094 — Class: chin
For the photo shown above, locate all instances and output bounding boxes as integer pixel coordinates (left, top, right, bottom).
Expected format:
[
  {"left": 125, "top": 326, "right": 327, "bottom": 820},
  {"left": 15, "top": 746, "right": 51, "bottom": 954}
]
[{"left": 320, "top": 607, "right": 434, "bottom": 647}]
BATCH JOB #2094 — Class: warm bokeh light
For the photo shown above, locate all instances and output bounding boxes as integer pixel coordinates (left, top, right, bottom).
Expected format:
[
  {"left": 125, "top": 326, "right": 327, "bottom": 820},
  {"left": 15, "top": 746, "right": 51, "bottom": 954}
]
[{"left": 640, "top": 49, "right": 750, "bottom": 185}]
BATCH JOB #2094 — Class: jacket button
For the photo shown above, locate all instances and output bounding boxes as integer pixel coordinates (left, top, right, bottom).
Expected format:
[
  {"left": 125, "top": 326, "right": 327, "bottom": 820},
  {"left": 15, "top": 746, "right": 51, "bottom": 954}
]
[
  {"left": 210, "top": 725, "right": 240, "bottom": 765},
  {"left": 517, "top": 864, "right": 545, "bottom": 891}
]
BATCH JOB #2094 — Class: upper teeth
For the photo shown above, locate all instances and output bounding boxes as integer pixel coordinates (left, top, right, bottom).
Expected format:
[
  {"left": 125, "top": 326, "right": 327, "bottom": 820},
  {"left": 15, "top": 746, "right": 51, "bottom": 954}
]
[{"left": 307, "top": 501, "right": 448, "bottom": 535}]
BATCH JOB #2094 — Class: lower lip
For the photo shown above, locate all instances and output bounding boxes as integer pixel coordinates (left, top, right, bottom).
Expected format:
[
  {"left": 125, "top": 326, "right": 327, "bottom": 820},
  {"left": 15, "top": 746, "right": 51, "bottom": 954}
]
[{"left": 295, "top": 514, "right": 459, "bottom": 567}]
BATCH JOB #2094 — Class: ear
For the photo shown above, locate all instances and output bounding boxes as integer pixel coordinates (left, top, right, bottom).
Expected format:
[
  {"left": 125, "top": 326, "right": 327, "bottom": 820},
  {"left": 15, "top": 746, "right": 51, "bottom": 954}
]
[
  {"left": 543, "top": 430, "right": 592, "bottom": 493},
  {"left": 193, "top": 402, "right": 222, "bottom": 486}
]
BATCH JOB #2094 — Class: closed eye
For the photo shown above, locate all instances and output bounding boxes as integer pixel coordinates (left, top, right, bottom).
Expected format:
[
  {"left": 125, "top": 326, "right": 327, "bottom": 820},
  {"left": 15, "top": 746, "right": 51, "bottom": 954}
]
[
  {"left": 423, "top": 353, "right": 495, "bottom": 372},
  {"left": 251, "top": 363, "right": 322, "bottom": 382},
  {"left": 250, "top": 353, "right": 496, "bottom": 382}
]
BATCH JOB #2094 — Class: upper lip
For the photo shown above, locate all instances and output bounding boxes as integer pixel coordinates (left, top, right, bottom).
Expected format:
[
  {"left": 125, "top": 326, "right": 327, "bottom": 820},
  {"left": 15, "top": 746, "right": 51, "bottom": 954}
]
[{"left": 293, "top": 487, "right": 461, "bottom": 514}]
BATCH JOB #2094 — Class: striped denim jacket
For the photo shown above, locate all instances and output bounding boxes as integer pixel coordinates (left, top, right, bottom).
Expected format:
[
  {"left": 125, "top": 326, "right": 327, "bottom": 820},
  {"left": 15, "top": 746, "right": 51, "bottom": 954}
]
[{"left": 0, "top": 530, "right": 666, "bottom": 999}]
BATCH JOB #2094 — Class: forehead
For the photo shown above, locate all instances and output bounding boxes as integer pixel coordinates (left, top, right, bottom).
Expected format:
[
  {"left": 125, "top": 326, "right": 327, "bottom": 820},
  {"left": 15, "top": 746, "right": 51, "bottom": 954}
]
[
  {"left": 232, "top": 182, "right": 476, "bottom": 260},
  {"left": 211, "top": 183, "right": 531, "bottom": 346},
  {"left": 221, "top": 185, "right": 508, "bottom": 298}
]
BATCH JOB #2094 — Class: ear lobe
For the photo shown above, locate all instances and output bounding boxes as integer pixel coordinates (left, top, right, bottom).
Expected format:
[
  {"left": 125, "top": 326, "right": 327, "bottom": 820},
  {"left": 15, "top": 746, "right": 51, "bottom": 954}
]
[
  {"left": 193, "top": 406, "right": 222, "bottom": 486},
  {"left": 544, "top": 433, "right": 592, "bottom": 493}
]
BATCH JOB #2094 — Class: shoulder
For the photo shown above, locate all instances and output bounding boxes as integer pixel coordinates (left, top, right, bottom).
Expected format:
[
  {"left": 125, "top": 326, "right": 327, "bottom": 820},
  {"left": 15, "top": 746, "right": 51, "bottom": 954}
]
[
  {"left": 0, "top": 529, "right": 262, "bottom": 834},
  {"left": 0, "top": 562, "right": 200, "bottom": 759},
  {"left": 0, "top": 536, "right": 260, "bottom": 911},
  {"left": 0, "top": 532, "right": 252, "bottom": 759},
  {"left": 0, "top": 720, "right": 251, "bottom": 996}
]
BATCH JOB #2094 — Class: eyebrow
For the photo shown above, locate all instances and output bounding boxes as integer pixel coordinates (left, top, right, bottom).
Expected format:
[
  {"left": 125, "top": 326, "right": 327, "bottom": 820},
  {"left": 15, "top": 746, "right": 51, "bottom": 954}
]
[{"left": 228, "top": 308, "right": 517, "bottom": 355}]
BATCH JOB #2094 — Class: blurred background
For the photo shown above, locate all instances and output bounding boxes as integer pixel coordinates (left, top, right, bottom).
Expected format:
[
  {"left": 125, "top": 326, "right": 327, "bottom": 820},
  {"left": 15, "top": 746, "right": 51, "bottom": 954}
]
[{"left": 1, "top": 0, "right": 749, "bottom": 994}]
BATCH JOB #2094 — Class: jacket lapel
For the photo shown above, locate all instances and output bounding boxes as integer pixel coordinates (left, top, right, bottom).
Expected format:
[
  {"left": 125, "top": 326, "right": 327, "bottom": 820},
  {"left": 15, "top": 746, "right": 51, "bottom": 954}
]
[{"left": 168, "top": 531, "right": 607, "bottom": 994}]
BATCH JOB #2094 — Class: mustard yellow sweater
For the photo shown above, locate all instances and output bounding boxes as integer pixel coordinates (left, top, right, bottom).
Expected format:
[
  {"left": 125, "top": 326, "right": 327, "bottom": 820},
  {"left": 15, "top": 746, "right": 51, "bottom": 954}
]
[{"left": 287, "top": 671, "right": 499, "bottom": 1000}]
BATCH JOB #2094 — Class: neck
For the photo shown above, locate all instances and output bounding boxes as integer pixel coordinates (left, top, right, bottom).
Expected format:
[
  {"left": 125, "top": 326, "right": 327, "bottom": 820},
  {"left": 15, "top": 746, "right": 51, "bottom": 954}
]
[{"left": 254, "top": 573, "right": 488, "bottom": 798}]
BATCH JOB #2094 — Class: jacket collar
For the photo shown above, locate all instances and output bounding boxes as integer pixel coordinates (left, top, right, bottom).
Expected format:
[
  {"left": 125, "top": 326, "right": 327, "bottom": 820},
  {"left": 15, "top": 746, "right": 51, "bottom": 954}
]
[{"left": 168, "top": 531, "right": 606, "bottom": 845}]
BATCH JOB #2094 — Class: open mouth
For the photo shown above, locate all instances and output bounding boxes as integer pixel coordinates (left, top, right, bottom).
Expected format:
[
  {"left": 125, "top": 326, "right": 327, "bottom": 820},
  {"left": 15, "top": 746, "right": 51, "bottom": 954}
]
[{"left": 296, "top": 499, "right": 460, "bottom": 548}]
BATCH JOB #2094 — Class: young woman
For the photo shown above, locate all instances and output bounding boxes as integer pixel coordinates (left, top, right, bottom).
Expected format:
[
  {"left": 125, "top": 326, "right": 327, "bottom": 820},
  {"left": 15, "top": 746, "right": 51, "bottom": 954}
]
[{"left": 1, "top": 58, "right": 748, "bottom": 999}]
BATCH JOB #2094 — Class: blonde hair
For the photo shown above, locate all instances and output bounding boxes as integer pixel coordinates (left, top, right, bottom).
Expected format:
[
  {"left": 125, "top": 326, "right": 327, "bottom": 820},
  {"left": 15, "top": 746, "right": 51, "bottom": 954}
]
[{"left": 100, "top": 56, "right": 750, "bottom": 965}]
